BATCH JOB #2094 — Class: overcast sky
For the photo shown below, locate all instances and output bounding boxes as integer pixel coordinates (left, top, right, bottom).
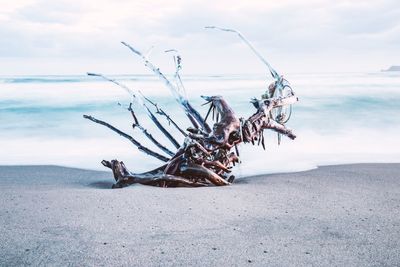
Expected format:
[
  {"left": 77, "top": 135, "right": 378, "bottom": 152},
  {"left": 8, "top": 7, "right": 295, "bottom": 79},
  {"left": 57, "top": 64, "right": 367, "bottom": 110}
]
[{"left": 0, "top": 0, "right": 399, "bottom": 75}]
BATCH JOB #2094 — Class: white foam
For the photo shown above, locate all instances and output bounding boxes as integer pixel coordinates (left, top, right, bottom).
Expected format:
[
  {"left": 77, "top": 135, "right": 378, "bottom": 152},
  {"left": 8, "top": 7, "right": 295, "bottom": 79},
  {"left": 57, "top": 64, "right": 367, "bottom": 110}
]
[{"left": 1, "top": 72, "right": 400, "bottom": 175}]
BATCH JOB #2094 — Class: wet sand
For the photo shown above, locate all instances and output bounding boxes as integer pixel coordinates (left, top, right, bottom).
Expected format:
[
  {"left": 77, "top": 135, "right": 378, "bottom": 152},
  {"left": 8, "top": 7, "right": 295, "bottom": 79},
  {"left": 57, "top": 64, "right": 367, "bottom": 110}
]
[{"left": 1, "top": 163, "right": 399, "bottom": 266}]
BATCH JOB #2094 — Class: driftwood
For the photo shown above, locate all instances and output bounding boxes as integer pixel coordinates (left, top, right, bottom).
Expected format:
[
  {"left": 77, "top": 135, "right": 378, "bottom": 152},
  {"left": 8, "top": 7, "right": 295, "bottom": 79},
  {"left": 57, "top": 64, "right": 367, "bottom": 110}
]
[{"left": 84, "top": 28, "right": 298, "bottom": 188}]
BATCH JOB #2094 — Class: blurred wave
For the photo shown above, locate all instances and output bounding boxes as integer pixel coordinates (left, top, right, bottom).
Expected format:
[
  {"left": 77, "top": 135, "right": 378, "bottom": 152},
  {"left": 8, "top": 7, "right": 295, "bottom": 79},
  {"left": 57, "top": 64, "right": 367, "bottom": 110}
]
[
  {"left": 0, "top": 74, "right": 269, "bottom": 84},
  {"left": 0, "top": 72, "right": 399, "bottom": 175}
]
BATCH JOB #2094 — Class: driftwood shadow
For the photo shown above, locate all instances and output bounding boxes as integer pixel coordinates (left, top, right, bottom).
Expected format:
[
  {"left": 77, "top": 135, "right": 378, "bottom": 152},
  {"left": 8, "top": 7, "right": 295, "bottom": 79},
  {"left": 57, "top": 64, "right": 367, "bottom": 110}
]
[
  {"left": 231, "top": 177, "right": 251, "bottom": 185},
  {"left": 88, "top": 181, "right": 115, "bottom": 189}
]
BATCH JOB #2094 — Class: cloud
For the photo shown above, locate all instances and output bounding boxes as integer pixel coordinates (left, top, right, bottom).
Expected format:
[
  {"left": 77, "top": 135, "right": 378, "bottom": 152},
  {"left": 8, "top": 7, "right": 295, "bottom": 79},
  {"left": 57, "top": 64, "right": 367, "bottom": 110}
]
[
  {"left": 17, "top": 1, "right": 85, "bottom": 24},
  {"left": 0, "top": 0, "right": 399, "bottom": 74}
]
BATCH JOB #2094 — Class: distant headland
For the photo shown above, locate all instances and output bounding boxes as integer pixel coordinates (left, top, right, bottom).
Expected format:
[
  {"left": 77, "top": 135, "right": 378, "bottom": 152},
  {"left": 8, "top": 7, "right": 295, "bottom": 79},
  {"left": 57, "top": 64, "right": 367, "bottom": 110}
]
[{"left": 382, "top": 66, "right": 400, "bottom": 72}]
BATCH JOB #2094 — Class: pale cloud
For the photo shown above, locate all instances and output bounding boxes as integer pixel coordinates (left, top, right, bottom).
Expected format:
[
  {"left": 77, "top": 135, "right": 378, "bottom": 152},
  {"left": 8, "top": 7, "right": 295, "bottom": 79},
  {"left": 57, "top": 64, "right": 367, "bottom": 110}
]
[{"left": 0, "top": 0, "right": 398, "bottom": 74}]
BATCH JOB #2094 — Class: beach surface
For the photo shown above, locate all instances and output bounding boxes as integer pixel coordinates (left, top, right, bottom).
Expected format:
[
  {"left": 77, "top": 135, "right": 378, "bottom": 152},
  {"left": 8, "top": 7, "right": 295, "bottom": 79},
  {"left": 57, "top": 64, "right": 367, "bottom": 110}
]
[{"left": 1, "top": 163, "right": 399, "bottom": 266}]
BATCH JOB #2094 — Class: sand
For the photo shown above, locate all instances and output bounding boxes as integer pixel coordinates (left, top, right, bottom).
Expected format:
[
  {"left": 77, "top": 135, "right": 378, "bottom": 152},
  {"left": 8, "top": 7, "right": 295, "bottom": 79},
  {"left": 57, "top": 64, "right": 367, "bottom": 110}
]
[{"left": 1, "top": 163, "right": 399, "bottom": 266}]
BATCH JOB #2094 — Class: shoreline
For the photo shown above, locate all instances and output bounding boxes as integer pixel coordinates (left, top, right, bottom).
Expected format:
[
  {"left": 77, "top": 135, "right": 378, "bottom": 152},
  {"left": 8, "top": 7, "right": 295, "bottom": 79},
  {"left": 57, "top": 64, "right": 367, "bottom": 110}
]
[
  {"left": 2, "top": 161, "right": 400, "bottom": 179},
  {"left": 1, "top": 163, "right": 399, "bottom": 266}
]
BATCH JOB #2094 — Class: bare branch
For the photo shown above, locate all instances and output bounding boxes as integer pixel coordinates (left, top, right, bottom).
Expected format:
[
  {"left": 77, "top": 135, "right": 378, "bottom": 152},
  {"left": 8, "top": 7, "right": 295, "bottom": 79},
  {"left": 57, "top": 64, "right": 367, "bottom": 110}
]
[
  {"left": 87, "top": 72, "right": 181, "bottom": 149},
  {"left": 121, "top": 41, "right": 212, "bottom": 133},
  {"left": 141, "top": 94, "right": 187, "bottom": 137},
  {"left": 83, "top": 115, "right": 170, "bottom": 162},
  {"left": 128, "top": 105, "right": 175, "bottom": 156}
]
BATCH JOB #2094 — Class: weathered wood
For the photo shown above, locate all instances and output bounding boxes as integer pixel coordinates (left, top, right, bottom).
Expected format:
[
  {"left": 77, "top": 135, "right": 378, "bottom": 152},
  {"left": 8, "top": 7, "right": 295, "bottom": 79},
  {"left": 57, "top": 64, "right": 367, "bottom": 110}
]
[
  {"left": 83, "top": 115, "right": 170, "bottom": 162},
  {"left": 85, "top": 36, "right": 298, "bottom": 188},
  {"left": 102, "top": 160, "right": 207, "bottom": 188},
  {"left": 128, "top": 105, "right": 175, "bottom": 156}
]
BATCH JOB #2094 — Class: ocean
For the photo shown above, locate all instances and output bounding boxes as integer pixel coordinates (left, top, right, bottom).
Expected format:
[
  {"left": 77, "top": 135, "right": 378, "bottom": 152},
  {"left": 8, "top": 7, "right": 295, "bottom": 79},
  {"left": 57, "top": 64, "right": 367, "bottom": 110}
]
[{"left": 1, "top": 72, "right": 399, "bottom": 176}]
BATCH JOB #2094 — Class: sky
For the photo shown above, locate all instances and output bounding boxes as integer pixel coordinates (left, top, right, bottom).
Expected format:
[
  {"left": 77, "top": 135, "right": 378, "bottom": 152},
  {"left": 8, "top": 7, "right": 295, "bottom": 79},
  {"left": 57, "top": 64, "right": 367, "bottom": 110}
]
[{"left": 0, "top": 0, "right": 399, "bottom": 75}]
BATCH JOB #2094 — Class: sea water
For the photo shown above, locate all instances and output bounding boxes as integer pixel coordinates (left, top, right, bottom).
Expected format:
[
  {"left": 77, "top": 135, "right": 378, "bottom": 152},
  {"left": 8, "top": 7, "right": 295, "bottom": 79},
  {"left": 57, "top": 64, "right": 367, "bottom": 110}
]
[{"left": 1, "top": 72, "right": 400, "bottom": 176}]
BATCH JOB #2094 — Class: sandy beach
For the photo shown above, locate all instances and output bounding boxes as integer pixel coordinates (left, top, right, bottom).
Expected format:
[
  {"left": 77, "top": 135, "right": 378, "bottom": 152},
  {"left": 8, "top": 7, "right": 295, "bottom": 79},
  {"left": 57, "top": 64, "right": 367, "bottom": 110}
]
[{"left": 1, "top": 163, "right": 399, "bottom": 266}]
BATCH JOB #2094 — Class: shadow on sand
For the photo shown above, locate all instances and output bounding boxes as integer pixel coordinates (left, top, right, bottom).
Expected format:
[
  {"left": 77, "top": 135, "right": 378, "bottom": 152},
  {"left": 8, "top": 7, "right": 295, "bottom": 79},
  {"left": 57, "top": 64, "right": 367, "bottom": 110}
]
[
  {"left": 87, "top": 176, "right": 253, "bottom": 189},
  {"left": 88, "top": 181, "right": 115, "bottom": 189}
]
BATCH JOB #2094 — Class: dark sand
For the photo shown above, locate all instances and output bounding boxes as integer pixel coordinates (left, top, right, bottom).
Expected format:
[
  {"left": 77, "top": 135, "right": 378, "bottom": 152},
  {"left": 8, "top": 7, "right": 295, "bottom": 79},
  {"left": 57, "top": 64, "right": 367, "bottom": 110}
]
[{"left": 1, "top": 164, "right": 399, "bottom": 266}]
